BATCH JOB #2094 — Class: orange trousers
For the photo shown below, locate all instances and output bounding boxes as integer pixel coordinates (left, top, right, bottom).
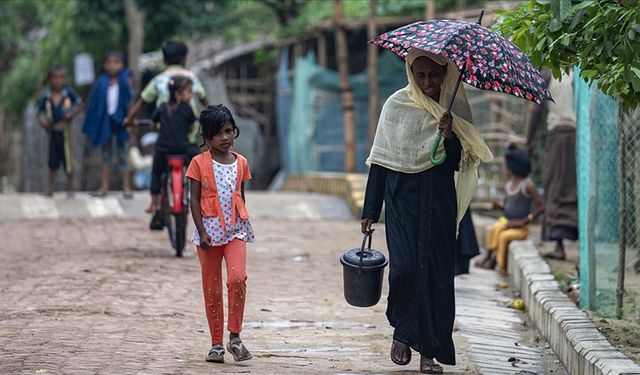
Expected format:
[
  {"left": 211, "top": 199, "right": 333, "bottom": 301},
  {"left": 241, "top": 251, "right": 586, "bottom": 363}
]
[
  {"left": 197, "top": 238, "right": 247, "bottom": 345},
  {"left": 485, "top": 220, "right": 529, "bottom": 272}
]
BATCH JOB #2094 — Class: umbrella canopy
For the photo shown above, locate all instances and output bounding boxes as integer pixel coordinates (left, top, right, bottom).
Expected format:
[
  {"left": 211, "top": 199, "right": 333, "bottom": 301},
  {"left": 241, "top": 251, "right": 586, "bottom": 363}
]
[{"left": 370, "top": 19, "right": 552, "bottom": 105}]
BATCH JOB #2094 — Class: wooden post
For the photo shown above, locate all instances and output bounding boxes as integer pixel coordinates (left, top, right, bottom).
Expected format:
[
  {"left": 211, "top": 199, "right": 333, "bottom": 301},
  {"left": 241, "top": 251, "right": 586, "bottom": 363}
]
[
  {"left": 334, "top": 0, "right": 356, "bottom": 173},
  {"left": 425, "top": 0, "right": 435, "bottom": 20},
  {"left": 123, "top": 0, "right": 145, "bottom": 93},
  {"left": 317, "top": 33, "right": 328, "bottom": 68},
  {"left": 616, "top": 113, "right": 627, "bottom": 319},
  {"left": 367, "top": 0, "right": 379, "bottom": 144}
]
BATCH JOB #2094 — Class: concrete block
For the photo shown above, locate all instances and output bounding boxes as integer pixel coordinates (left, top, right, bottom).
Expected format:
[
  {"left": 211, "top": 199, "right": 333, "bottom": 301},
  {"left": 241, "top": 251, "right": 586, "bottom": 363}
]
[{"left": 505, "top": 237, "right": 640, "bottom": 375}]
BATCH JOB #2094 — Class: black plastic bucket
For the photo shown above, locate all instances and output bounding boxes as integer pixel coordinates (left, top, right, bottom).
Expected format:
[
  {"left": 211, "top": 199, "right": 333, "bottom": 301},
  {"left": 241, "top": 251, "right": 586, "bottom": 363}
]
[{"left": 340, "top": 233, "right": 388, "bottom": 307}]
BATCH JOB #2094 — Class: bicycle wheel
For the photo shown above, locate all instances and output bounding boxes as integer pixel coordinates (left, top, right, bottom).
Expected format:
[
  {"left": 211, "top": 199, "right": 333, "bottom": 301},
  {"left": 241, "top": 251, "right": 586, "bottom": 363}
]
[
  {"left": 174, "top": 212, "right": 187, "bottom": 257},
  {"left": 165, "top": 209, "right": 176, "bottom": 250},
  {"left": 164, "top": 173, "right": 177, "bottom": 251}
]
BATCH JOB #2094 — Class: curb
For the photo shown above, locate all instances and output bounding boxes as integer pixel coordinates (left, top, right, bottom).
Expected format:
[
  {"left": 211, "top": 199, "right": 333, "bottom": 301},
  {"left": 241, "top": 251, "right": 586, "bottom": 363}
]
[
  {"left": 508, "top": 240, "right": 640, "bottom": 375},
  {"left": 282, "top": 173, "right": 367, "bottom": 218}
]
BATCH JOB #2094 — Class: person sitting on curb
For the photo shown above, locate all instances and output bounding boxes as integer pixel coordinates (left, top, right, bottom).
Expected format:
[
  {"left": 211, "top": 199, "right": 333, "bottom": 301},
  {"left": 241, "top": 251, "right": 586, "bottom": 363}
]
[{"left": 476, "top": 145, "right": 545, "bottom": 273}]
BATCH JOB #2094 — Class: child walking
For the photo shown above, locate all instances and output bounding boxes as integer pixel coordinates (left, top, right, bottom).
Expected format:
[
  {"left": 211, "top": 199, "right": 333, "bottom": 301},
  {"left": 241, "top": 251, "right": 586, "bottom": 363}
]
[
  {"left": 187, "top": 105, "right": 254, "bottom": 363},
  {"left": 83, "top": 50, "right": 133, "bottom": 198},
  {"left": 147, "top": 76, "right": 199, "bottom": 216},
  {"left": 476, "top": 145, "right": 544, "bottom": 273},
  {"left": 37, "top": 66, "right": 82, "bottom": 197}
]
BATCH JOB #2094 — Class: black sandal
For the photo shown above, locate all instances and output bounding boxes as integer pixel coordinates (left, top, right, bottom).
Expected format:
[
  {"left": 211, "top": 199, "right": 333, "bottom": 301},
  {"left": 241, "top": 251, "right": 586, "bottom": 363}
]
[
  {"left": 390, "top": 339, "right": 411, "bottom": 366},
  {"left": 149, "top": 212, "right": 165, "bottom": 231},
  {"left": 420, "top": 356, "right": 443, "bottom": 374}
]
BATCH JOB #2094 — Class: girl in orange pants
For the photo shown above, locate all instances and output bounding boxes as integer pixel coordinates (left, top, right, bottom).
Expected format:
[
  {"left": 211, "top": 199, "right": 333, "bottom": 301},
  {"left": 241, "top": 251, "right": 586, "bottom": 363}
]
[
  {"left": 187, "top": 105, "right": 255, "bottom": 363},
  {"left": 197, "top": 239, "right": 247, "bottom": 348}
]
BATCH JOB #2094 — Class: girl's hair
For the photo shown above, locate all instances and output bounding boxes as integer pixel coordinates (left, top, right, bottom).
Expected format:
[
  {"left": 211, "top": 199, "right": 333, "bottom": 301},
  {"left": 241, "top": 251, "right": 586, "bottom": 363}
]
[
  {"left": 104, "top": 50, "right": 125, "bottom": 63},
  {"left": 47, "top": 65, "right": 66, "bottom": 80},
  {"left": 168, "top": 76, "right": 192, "bottom": 104},
  {"left": 199, "top": 105, "right": 239, "bottom": 147}
]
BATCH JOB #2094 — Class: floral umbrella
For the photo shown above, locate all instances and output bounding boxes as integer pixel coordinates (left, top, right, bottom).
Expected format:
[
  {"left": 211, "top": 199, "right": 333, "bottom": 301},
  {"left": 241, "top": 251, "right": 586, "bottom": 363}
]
[{"left": 370, "top": 12, "right": 552, "bottom": 107}]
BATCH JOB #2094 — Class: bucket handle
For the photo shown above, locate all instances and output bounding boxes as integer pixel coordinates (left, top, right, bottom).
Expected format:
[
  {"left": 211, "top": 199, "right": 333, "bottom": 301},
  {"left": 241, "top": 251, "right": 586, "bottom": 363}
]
[{"left": 358, "top": 232, "right": 373, "bottom": 271}]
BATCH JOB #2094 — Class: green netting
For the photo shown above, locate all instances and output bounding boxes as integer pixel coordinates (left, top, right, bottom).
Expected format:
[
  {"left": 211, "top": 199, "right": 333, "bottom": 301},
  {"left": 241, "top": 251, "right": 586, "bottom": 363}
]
[
  {"left": 619, "top": 106, "right": 640, "bottom": 320},
  {"left": 576, "top": 71, "right": 640, "bottom": 320},
  {"left": 575, "top": 68, "right": 592, "bottom": 309},
  {"left": 285, "top": 51, "right": 406, "bottom": 173},
  {"left": 589, "top": 89, "right": 620, "bottom": 317}
]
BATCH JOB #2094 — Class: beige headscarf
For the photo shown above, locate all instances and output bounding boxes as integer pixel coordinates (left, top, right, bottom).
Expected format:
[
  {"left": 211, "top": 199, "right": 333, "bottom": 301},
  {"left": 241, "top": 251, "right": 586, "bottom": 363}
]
[{"left": 366, "top": 49, "right": 493, "bottom": 226}]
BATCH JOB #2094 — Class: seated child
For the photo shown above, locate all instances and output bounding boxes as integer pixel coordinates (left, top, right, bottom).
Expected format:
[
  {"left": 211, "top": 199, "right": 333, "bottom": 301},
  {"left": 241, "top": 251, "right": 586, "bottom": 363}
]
[{"left": 476, "top": 145, "right": 544, "bottom": 273}]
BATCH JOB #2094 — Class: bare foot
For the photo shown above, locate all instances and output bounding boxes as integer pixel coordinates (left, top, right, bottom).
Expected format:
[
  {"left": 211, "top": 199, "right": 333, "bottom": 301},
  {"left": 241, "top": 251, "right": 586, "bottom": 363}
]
[
  {"left": 479, "top": 256, "right": 497, "bottom": 270},
  {"left": 473, "top": 250, "right": 492, "bottom": 267},
  {"left": 145, "top": 205, "right": 156, "bottom": 214}
]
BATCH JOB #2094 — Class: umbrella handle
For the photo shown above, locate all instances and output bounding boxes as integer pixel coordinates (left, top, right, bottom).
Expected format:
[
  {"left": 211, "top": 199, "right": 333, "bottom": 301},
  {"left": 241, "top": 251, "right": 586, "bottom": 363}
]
[
  {"left": 430, "top": 131, "right": 446, "bottom": 165},
  {"left": 438, "top": 9, "right": 484, "bottom": 165},
  {"left": 446, "top": 9, "right": 484, "bottom": 113}
]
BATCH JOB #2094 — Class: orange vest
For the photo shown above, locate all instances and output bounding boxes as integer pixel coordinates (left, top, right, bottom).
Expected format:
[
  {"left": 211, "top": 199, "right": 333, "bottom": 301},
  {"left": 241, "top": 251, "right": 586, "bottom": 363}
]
[{"left": 187, "top": 151, "right": 250, "bottom": 232}]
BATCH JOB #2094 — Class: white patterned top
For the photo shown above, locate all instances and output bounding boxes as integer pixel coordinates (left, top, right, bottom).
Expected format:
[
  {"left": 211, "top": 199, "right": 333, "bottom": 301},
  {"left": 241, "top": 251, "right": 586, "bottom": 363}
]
[{"left": 191, "top": 159, "right": 255, "bottom": 247}]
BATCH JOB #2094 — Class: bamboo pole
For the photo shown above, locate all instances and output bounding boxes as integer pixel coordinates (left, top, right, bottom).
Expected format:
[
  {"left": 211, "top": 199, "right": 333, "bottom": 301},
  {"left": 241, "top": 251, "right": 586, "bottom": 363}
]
[
  {"left": 616, "top": 113, "right": 627, "bottom": 319},
  {"left": 367, "top": 0, "right": 379, "bottom": 144},
  {"left": 334, "top": 0, "right": 356, "bottom": 173},
  {"left": 317, "top": 33, "right": 328, "bottom": 68},
  {"left": 425, "top": 0, "right": 435, "bottom": 20},
  {"left": 123, "top": 0, "right": 145, "bottom": 94}
]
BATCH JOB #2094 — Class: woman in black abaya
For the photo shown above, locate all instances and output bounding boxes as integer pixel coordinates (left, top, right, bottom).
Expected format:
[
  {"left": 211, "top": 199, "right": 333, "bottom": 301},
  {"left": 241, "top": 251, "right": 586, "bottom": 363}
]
[{"left": 361, "top": 49, "right": 492, "bottom": 374}]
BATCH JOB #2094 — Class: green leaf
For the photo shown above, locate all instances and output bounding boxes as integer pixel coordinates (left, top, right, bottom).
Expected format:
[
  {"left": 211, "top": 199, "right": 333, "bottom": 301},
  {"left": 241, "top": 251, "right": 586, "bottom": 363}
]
[
  {"left": 552, "top": 0, "right": 571, "bottom": 21},
  {"left": 569, "top": 10, "right": 585, "bottom": 30},
  {"left": 631, "top": 67, "right": 640, "bottom": 80},
  {"left": 632, "top": 24, "right": 640, "bottom": 33},
  {"left": 536, "top": 0, "right": 552, "bottom": 4},
  {"left": 605, "top": 41, "right": 613, "bottom": 56},
  {"left": 571, "top": 1, "right": 594, "bottom": 12},
  {"left": 595, "top": 45, "right": 603, "bottom": 55},
  {"left": 549, "top": 18, "right": 562, "bottom": 32},
  {"left": 629, "top": 29, "right": 636, "bottom": 40}
]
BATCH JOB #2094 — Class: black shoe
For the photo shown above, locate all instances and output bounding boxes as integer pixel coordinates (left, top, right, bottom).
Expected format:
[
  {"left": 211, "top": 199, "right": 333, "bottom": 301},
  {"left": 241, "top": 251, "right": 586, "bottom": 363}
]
[{"left": 149, "top": 212, "right": 165, "bottom": 230}]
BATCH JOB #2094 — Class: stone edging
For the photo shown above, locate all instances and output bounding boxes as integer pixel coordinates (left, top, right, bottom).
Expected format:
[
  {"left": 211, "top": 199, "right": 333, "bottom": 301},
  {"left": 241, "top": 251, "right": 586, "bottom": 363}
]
[{"left": 508, "top": 240, "right": 640, "bottom": 375}]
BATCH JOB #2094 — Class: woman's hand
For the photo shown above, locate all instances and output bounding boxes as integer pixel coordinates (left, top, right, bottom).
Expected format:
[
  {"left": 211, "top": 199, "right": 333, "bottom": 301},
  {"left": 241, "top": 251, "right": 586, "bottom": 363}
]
[
  {"left": 507, "top": 218, "right": 527, "bottom": 229},
  {"left": 438, "top": 111, "right": 453, "bottom": 139},
  {"left": 361, "top": 218, "right": 375, "bottom": 234},
  {"left": 199, "top": 232, "right": 212, "bottom": 250}
]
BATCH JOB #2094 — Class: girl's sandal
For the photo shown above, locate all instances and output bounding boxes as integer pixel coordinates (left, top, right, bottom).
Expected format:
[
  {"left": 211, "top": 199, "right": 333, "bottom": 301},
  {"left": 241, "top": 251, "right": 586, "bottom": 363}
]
[
  {"left": 390, "top": 340, "right": 412, "bottom": 366},
  {"left": 206, "top": 344, "right": 225, "bottom": 363},
  {"left": 420, "top": 356, "right": 443, "bottom": 374},
  {"left": 227, "top": 337, "right": 253, "bottom": 362}
]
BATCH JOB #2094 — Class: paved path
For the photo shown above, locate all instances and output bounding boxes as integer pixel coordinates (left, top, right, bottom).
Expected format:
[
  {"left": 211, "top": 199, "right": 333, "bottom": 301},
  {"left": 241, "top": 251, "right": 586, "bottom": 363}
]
[
  {"left": 0, "top": 192, "right": 564, "bottom": 374},
  {"left": 0, "top": 191, "right": 353, "bottom": 222},
  {"left": 456, "top": 268, "right": 566, "bottom": 374}
]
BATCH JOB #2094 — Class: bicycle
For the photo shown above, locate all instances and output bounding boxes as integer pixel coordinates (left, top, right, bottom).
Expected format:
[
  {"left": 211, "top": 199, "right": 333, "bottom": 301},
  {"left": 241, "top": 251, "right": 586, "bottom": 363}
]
[{"left": 135, "top": 119, "right": 189, "bottom": 257}]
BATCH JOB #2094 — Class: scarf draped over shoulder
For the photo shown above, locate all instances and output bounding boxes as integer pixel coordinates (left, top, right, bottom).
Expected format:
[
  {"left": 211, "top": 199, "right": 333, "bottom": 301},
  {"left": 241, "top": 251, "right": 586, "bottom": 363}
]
[{"left": 366, "top": 49, "right": 493, "bottom": 226}]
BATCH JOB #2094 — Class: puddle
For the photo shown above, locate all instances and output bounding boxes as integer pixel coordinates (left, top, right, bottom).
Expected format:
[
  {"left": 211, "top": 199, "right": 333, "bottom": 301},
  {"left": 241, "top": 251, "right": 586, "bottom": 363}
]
[
  {"left": 244, "top": 320, "right": 376, "bottom": 330},
  {"left": 255, "top": 347, "right": 376, "bottom": 356}
]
